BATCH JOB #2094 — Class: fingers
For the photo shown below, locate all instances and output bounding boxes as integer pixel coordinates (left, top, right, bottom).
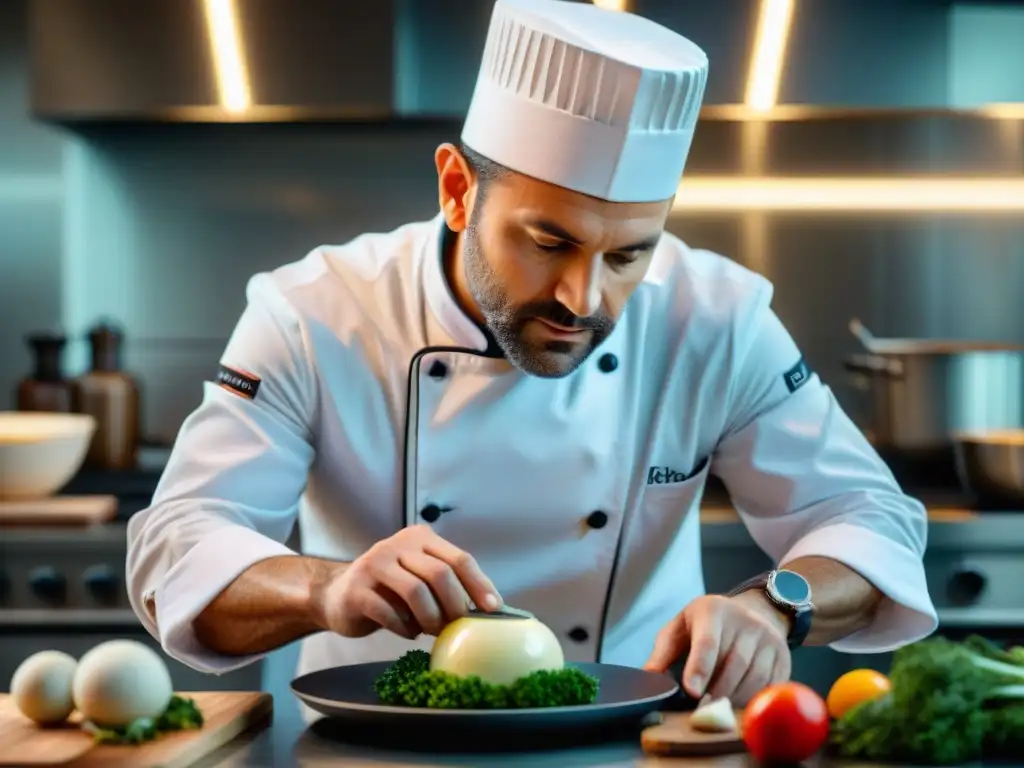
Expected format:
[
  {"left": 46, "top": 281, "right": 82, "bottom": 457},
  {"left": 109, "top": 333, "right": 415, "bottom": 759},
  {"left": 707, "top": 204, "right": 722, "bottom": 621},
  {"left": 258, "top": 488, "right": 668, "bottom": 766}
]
[
  {"left": 641, "top": 595, "right": 795, "bottom": 707},
  {"left": 773, "top": 642, "right": 792, "bottom": 683},
  {"left": 768, "top": 643, "right": 792, "bottom": 694},
  {"left": 360, "top": 590, "right": 418, "bottom": 640},
  {"left": 422, "top": 533, "right": 502, "bottom": 612},
  {"left": 682, "top": 610, "right": 722, "bottom": 698},
  {"left": 643, "top": 618, "right": 689, "bottom": 674},
  {"left": 376, "top": 584, "right": 424, "bottom": 638},
  {"left": 400, "top": 550, "right": 472, "bottom": 625},
  {"left": 707, "top": 629, "right": 761, "bottom": 701},
  {"left": 361, "top": 526, "right": 502, "bottom": 637},
  {"left": 370, "top": 557, "right": 446, "bottom": 635},
  {"left": 731, "top": 645, "right": 784, "bottom": 706}
]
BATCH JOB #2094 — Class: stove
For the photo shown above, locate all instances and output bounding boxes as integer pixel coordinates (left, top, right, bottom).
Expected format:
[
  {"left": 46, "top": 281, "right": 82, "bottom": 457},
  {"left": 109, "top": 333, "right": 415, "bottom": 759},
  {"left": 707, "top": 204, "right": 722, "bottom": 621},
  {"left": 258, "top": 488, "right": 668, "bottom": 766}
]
[{"left": 0, "top": 456, "right": 267, "bottom": 693}]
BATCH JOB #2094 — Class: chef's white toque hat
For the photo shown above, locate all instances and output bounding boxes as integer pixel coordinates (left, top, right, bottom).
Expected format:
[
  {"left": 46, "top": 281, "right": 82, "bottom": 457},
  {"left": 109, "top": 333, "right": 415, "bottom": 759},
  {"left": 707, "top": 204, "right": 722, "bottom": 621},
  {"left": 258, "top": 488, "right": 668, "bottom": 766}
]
[{"left": 461, "top": 0, "right": 708, "bottom": 204}]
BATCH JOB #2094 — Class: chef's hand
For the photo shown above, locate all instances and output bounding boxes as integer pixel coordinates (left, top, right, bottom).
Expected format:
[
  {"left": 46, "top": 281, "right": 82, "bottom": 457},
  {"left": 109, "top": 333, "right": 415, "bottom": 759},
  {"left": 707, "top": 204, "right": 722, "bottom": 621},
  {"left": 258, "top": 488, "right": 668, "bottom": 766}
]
[
  {"left": 642, "top": 593, "right": 792, "bottom": 706},
  {"left": 313, "top": 524, "right": 503, "bottom": 640}
]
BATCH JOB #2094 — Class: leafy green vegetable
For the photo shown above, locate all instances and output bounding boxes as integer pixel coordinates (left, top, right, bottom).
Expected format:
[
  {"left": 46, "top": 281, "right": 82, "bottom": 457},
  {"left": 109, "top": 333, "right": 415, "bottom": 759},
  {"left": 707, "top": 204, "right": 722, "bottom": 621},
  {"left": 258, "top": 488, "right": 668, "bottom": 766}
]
[
  {"left": 83, "top": 694, "right": 204, "bottom": 745},
  {"left": 373, "top": 650, "right": 599, "bottom": 709},
  {"left": 831, "top": 635, "right": 1024, "bottom": 764}
]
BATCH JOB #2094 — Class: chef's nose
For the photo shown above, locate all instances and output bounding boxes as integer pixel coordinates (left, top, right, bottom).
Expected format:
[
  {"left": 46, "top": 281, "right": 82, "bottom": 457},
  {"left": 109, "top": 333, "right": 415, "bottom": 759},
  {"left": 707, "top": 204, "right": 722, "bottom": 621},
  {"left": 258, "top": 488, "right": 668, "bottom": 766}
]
[{"left": 553, "top": 254, "right": 603, "bottom": 318}]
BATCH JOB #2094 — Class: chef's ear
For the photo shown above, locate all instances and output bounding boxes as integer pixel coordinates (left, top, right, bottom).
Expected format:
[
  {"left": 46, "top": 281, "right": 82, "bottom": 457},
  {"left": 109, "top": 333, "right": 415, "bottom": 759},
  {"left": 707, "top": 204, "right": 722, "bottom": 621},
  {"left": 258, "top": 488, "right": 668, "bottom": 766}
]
[{"left": 434, "top": 143, "right": 475, "bottom": 233}]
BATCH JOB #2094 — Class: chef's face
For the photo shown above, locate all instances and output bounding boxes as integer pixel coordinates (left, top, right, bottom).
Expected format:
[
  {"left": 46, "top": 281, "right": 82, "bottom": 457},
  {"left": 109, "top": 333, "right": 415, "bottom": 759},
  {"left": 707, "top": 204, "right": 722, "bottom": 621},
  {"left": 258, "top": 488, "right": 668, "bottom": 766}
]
[{"left": 436, "top": 144, "right": 673, "bottom": 378}]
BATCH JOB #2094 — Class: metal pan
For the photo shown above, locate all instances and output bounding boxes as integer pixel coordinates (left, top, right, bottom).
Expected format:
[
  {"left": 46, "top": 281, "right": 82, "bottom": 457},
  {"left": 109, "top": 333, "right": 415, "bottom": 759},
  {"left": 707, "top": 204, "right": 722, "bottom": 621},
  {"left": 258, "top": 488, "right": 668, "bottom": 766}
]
[
  {"left": 291, "top": 661, "right": 678, "bottom": 742},
  {"left": 953, "top": 429, "right": 1024, "bottom": 510},
  {"left": 843, "top": 319, "right": 1024, "bottom": 453}
]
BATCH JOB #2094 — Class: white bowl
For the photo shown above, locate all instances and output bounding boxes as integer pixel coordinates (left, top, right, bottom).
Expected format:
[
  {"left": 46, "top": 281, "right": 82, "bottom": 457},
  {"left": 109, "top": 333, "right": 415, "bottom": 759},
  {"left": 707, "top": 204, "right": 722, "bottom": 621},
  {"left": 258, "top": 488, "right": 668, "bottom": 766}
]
[{"left": 0, "top": 412, "right": 97, "bottom": 500}]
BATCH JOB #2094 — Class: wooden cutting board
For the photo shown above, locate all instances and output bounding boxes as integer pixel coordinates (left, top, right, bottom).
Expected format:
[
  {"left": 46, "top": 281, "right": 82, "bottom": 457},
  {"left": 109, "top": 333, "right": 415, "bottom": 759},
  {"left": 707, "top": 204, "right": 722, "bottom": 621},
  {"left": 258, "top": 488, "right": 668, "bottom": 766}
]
[
  {"left": 641, "top": 709, "right": 746, "bottom": 756},
  {"left": 0, "top": 691, "right": 272, "bottom": 767},
  {"left": 0, "top": 495, "right": 117, "bottom": 526}
]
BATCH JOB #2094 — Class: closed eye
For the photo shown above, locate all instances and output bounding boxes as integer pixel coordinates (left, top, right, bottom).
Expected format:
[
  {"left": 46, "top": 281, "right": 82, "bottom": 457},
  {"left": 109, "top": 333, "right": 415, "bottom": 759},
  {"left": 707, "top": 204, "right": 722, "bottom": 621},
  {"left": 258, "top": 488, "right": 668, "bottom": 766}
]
[
  {"left": 533, "top": 240, "right": 572, "bottom": 254},
  {"left": 607, "top": 253, "right": 640, "bottom": 268}
]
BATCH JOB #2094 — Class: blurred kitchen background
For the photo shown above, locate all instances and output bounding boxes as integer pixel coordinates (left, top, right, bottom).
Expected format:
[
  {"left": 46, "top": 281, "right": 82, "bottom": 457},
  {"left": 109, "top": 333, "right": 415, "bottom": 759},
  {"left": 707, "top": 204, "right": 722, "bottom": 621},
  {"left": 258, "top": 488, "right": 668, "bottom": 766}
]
[{"left": 2, "top": 0, "right": 1024, "bottom": 710}]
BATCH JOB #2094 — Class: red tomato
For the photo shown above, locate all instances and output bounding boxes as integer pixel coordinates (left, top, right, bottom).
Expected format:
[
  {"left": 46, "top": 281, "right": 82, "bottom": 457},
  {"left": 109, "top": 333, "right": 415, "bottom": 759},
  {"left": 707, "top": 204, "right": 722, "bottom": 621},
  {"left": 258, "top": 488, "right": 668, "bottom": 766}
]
[{"left": 742, "top": 682, "right": 830, "bottom": 764}]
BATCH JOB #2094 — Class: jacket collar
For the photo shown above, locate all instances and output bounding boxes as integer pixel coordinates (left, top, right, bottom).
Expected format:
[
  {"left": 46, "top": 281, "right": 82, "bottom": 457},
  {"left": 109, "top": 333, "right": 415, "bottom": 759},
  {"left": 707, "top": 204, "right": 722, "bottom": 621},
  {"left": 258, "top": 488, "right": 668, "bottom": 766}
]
[{"left": 421, "top": 213, "right": 503, "bottom": 357}]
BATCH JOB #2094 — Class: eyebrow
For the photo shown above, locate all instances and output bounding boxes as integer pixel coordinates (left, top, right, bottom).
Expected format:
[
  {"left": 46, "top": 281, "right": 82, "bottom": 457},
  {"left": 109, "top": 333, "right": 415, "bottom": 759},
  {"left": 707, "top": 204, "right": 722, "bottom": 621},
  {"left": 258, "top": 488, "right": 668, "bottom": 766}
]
[{"left": 525, "top": 217, "right": 661, "bottom": 254}]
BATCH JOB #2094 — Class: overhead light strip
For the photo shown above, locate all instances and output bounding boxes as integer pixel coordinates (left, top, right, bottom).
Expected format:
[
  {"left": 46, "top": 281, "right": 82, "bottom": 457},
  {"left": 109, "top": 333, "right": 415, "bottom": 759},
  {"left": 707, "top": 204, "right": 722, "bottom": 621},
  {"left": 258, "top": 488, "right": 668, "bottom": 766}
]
[
  {"left": 672, "top": 177, "right": 1024, "bottom": 212},
  {"left": 203, "top": 0, "right": 251, "bottom": 113},
  {"left": 980, "top": 103, "right": 1024, "bottom": 119},
  {"left": 745, "top": 0, "right": 796, "bottom": 112}
]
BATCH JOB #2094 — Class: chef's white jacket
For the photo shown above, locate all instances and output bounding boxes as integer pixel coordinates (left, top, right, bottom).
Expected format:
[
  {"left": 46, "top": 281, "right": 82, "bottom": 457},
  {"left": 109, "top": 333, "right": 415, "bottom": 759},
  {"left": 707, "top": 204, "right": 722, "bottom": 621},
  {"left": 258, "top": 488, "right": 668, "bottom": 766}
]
[{"left": 126, "top": 214, "right": 938, "bottom": 681}]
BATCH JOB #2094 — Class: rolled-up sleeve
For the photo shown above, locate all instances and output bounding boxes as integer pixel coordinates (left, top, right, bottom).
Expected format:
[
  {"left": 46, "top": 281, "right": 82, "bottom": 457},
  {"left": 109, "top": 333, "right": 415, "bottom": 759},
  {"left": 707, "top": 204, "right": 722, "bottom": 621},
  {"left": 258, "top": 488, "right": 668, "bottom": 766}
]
[
  {"left": 711, "top": 287, "right": 938, "bottom": 653},
  {"left": 126, "top": 273, "right": 317, "bottom": 674}
]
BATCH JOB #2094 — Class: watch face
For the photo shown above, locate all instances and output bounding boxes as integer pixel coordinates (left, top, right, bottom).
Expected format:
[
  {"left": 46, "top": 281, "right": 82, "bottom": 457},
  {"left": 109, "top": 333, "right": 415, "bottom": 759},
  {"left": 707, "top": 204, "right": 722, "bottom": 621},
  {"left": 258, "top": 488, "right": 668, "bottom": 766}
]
[{"left": 772, "top": 570, "right": 811, "bottom": 605}]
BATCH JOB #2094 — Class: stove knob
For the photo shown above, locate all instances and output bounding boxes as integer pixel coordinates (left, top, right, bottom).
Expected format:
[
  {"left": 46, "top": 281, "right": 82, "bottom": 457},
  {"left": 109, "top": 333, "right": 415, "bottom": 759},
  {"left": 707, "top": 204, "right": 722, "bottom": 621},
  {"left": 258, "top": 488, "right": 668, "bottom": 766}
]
[
  {"left": 29, "top": 567, "right": 67, "bottom": 605},
  {"left": 948, "top": 565, "right": 987, "bottom": 605},
  {"left": 83, "top": 565, "right": 121, "bottom": 604}
]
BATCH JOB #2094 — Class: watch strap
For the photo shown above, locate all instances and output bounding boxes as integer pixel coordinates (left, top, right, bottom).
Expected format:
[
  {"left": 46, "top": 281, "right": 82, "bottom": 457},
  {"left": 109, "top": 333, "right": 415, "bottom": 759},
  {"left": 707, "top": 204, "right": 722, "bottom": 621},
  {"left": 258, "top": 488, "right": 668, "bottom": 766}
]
[
  {"left": 788, "top": 602, "right": 813, "bottom": 648},
  {"left": 727, "top": 570, "right": 812, "bottom": 649},
  {"left": 727, "top": 572, "right": 770, "bottom": 597}
]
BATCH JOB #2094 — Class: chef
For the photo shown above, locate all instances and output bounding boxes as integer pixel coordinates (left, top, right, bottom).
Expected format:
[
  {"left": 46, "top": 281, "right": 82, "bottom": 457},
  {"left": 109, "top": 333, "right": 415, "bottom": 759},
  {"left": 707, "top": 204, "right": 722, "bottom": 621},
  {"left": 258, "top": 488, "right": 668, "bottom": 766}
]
[{"left": 127, "top": 0, "right": 937, "bottom": 707}]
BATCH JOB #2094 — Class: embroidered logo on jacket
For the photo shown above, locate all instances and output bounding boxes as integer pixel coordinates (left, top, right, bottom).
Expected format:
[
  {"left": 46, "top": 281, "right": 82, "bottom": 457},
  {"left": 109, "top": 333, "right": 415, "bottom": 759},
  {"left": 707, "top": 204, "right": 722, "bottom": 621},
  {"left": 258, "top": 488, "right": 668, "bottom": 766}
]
[
  {"left": 783, "top": 357, "right": 811, "bottom": 393},
  {"left": 647, "top": 456, "right": 709, "bottom": 485},
  {"left": 216, "top": 364, "right": 261, "bottom": 400}
]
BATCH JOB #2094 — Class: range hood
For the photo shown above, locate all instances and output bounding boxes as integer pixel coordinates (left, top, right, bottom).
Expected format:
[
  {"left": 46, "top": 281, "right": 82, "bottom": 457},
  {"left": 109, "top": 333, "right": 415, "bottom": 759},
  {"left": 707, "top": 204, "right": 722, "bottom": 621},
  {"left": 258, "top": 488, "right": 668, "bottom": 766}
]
[
  {"left": 29, "top": 0, "right": 402, "bottom": 122},
  {"left": 29, "top": 0, "right": 769, "bottom": 125},
  {"left": 30, "top": 0, "right": 1018, "bottom": 127}
]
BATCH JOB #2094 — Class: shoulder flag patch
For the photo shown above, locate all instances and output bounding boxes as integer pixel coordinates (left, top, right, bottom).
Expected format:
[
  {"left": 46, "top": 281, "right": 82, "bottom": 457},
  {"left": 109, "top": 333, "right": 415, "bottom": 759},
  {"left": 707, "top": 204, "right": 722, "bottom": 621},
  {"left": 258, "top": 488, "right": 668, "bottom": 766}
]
[
  {"left": 216, "top": 364, "right": 261, "bottom": 400},
  {"left": 783, "top": 357, "right": 811, "bottom": 393}
]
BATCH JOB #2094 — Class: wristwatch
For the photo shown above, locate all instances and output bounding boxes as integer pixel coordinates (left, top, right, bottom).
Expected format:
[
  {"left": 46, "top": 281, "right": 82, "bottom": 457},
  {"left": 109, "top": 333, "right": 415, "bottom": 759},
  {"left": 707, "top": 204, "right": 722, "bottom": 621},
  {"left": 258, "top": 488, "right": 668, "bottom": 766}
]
[{"left": 728, "top": 569, "right": 814, "bottom": 649}]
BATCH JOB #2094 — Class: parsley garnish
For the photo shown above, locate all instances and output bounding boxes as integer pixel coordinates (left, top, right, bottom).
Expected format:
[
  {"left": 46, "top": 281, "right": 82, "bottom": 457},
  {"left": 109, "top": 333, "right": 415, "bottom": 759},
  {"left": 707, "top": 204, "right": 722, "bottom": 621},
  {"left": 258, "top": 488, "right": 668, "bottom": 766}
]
[{"left": 82, "top": 694, "right": 204, "bottom": 745}]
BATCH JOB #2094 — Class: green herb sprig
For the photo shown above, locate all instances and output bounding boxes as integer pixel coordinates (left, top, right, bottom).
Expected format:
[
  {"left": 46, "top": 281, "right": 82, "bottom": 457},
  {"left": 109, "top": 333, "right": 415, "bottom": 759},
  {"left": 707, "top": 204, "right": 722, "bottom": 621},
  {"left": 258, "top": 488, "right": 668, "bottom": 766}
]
[
  {"left": 83, "top": 694, "right": 204, "bottom": 745},
  {"left": 373, "top": 650, "right": 600, "bottom": 709}
]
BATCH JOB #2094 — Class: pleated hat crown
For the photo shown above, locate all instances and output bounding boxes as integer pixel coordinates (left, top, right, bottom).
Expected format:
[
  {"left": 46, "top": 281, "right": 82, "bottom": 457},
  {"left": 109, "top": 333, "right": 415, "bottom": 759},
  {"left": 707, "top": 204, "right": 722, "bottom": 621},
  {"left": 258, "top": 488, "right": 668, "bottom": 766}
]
[{"left": 461, "top": 0, "right": 709, "bottom": 203}]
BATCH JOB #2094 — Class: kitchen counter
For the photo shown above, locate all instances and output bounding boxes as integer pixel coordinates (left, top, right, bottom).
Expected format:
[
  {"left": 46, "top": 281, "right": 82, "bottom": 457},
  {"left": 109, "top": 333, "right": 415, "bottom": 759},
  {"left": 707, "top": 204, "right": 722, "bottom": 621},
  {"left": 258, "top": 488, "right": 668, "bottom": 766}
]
[
  {"left": 699, "top": 506, "right": 1024, "bottom": 548},
  {"left": 203, "top": 712, "right": 659, "bottom": 767},
  {"left": 8, "top": 504, "right": 1024, "bottom": 543},
  {"left": 193, "top": 708, "right": 1022, "bottom": 767}
]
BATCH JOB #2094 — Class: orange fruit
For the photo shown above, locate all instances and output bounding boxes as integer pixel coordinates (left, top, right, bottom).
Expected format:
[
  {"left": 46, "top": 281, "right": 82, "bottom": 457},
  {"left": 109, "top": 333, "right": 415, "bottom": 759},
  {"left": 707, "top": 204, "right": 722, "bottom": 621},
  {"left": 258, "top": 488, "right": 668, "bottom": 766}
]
[{"left": 826, "top": 669, "right": 892, "bottom": 719}]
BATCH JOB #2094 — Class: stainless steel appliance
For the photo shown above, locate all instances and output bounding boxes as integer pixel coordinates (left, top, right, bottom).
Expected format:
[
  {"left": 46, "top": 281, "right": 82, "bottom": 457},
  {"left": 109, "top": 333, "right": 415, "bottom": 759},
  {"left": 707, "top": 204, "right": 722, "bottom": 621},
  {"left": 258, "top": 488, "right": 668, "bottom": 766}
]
[
  {"left": 954, "top": 429, "right": 1024, "bottom": 509},
  {"left": 0, "top": 524, "right": 263, "bottom": 692},
  {"left": 844, "top": 319, "right": 1024, "bottom": 451}
]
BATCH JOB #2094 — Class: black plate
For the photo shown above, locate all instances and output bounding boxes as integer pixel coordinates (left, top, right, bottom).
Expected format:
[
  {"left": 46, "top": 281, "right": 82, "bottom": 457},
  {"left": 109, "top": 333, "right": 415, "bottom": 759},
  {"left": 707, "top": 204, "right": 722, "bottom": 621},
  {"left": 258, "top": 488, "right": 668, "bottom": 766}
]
[{"left": 291, "top": 661, "right": 678, "bottom": 738}]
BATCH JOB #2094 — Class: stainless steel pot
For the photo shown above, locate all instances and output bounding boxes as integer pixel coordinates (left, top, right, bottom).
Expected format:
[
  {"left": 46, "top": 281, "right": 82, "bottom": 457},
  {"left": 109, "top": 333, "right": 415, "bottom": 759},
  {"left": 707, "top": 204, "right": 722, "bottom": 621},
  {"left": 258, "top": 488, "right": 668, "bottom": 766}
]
[
  {"left": 953, "top": 429, "right": 1024, "bottom": 509},
  {"left": 843, "top": 319, "right": 1024, "bottom": 451}
]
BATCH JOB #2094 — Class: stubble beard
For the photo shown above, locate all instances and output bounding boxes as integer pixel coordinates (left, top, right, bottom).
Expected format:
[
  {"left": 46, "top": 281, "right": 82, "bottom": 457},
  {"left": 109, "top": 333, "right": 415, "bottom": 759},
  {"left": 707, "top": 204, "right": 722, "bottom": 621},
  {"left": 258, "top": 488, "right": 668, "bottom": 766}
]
[{"left": 461, "top": 220, "right": 613, "bottom": 379}]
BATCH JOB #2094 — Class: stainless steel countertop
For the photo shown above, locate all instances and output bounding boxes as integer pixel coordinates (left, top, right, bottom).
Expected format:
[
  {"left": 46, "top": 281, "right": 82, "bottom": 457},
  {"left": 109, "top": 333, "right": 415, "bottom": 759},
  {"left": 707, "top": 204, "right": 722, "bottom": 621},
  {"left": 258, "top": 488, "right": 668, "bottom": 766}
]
[
  {"left": 204, "top": 713, "right": 658, "bottom": 767},
  {"left": 195, "top": 707, "right": 823, "bottom": 767},
  {"left": 197, "top": 707, "right": 1008, "bottom": 768}
]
